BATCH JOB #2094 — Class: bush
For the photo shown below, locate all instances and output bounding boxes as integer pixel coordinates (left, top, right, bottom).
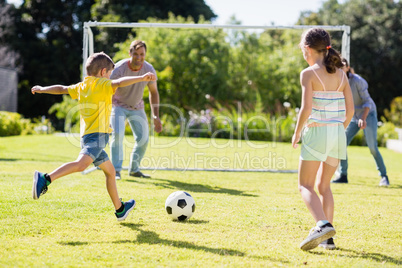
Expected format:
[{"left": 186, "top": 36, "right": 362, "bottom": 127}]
[
  {"left": 348, "top": 120, "right": 398, "bottom": 147},
  {"left": 0, "top": 112, "right": 56, "bottom": 136},
  {"left": 158, "top": 114, "right": 184, "bottom": 137},
  {"left": 377, "top": 121, "right": 398, "bottom": 147},
  {"left": 0, "top": 112, "right": 50, "bottom": 136},
  {"left": 157, "top": 102, "right": 297, "bottom": 143},
  {"left": 384, "top": 96, "right": 402, "bottom": 127},
  {"left": 48, "top": 95, "right": 80, "bottom": 132},
  {"left": 348, "top": 128, "right": 366, "bottom": 146},
  {"left": 0, "top": 111, "right": 23, "bottom": 136}
]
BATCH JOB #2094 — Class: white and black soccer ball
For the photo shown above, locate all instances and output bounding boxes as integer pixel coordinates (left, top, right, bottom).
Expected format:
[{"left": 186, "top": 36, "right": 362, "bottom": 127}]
[{"left": 165, "top": 191, "right": 195, "bottom": 221}]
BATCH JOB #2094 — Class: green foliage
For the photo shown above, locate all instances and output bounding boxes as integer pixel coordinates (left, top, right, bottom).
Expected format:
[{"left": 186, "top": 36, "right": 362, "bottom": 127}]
[
  {"left": 158, "top": 113, "right": 183, "bottom": 137},
  {"left": 0, "top": 111, "right": 23, "bottom": 136},
  {"left": 91, "top": 0, "right": 216, "bottom": 54},
  {"left": 298, "top": 0, "right": 402, "bottom": 117},
  {"left": 12, "top": 0, "right": 215, "bottom": 118},
  {"left": 15, "top": 0, "right": 94, "bottom": 118},
  {"left": 348, "top": 119, "right": 398, "bottom": 147},
  {"left": 0, "top": 111, "right": 48, "bottom": 136},
  {"left": 0, "top": 2, "right": 20, "bottom": 69},
  {"left": 114, "top": 15, "right": 231, "bottom": 111},
  {"left": 113, "top": 15, "right": 305, "bottom": 117},
  {"left": 377, "top": 120, "right": 398, "bottom": 147},
  {"left": 48, "top": 95, "right": 80, "bottom": 132},
  {"left": 160, "top": 98, "right": 297, "bottom": 143},
  {"left": 348, "top": 128, "right": 366, "bottom": 146},
  {"left": 384, "top": 96, "right": 402, "bottom": 127}
]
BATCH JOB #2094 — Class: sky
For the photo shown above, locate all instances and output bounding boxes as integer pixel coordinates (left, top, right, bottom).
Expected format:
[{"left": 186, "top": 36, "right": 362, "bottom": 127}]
[
  {"left": 6, "top": 0, "right": 345, "bottom": 26},
  {"left": 7, "top": 0, "right": 331, "bottom": 26},
  {"left": 204, "top": 0, "right": 328, "bottom": 26}
]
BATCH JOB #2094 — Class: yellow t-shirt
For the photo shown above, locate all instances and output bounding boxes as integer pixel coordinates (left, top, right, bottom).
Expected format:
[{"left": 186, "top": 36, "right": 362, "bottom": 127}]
[{"left": 68, "top": 76, "right": 116, "bottom": 137}]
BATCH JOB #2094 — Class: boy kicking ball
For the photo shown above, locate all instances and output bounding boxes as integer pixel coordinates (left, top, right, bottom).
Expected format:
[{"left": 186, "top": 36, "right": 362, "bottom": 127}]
[{"left": 31, "top": 52, "right": 156, "bottom": 221}]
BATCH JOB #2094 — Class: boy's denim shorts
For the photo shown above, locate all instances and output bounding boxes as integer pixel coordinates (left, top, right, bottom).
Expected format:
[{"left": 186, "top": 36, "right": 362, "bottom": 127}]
[{"left": 80, "top": 133, "right": 110, "bottom": 167}]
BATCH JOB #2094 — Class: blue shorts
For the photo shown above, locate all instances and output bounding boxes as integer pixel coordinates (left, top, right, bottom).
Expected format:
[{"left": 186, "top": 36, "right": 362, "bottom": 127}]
[
  {"left": 301, "top": 124, "right": 347, "bottom": 161},
  {"left": 80, "top": 133, "right": 110, "bottom": 167}
]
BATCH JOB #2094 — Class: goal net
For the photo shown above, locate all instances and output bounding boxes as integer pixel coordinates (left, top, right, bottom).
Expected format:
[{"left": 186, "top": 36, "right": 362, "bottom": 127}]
[{"left": 81, "top": 21, "right": 350, "bottom": 174}]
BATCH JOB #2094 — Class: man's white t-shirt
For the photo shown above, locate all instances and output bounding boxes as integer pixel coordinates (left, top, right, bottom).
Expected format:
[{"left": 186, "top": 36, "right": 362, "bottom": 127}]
[{"left": 110, "top": 59, "right": 157, "bottom": 110}]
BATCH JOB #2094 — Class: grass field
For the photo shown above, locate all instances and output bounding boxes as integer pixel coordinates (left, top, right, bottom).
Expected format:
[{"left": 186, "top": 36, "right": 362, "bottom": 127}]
[{"left": 0, "top": 135, "right": 401, "bottom": 267}]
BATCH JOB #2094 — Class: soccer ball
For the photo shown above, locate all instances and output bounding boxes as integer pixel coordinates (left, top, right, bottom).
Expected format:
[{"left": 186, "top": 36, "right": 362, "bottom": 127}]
[{"left": 165, "top": 191, "right": 195, "bottom": 221}]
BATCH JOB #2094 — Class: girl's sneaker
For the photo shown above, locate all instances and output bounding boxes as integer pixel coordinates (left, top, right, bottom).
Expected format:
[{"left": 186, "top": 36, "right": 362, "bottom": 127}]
[
  {"left": 115, "top": 199, "right": 136, "bottom": 221},
  {"left": 300, "top": 223, "right": 336, "bottom": 251},
  {"left": 319, "top": 237, "right": 336, "bottom": 250}
]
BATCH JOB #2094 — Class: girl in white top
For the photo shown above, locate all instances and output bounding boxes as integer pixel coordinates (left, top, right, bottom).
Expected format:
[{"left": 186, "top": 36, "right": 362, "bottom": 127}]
[{"left": 292, "top": 28, "right": 354, "bottom": 250}]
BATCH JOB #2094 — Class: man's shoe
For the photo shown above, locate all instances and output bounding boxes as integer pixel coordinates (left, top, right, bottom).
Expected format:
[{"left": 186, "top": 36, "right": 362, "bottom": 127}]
[
  {"left": 32, "top": 171, "right": 48, "bottom": 200},
  {"left": 115, "top": 171, "right": 121, "bottom": 180},
  {"left": 379, "top": 175, "right": 390, "bottom": 186},
  {"left": 331, "top": 174, "right": 348, "bottom": 183},
  {"left": 115, "top": 199, "right": 136, "bottom": 221},
  {"left": 300, "top": 223, "right": 336, "bottom": 251},
  {"left": 129, "top": 171, "right": 151, "bottom": 178},
  {"left": 319, "top": 237, "right": 336, "bottom": 250}
]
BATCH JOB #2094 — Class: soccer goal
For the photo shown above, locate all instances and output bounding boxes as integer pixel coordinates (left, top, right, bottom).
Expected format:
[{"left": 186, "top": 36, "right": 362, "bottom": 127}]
[{"left": 81, "top": 21, "right": 350, "bottom": 174}]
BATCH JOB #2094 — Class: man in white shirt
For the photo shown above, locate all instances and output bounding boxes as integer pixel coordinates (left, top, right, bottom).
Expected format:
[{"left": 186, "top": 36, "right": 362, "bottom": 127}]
[{"left": 110, "top": 40, "right": 163, "bottom": 180}]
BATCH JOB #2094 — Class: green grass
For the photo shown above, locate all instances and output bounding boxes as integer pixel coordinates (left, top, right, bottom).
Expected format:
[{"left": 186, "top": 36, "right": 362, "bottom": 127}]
[{"left": 0, "top": 135, "right": 401, "bottom": 267}]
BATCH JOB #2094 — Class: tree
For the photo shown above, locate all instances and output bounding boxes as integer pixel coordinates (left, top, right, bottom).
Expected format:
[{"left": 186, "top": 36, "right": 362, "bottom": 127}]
[
  {"left": 113, "top": 15, "right": 230, "bottom": 112},
  {"left": 90, "top": 0, "right": 217, "bottom": 54},
  {"left": 14, "top": 0, "right": 95, "bottom": 118},
  {"left": 297, "top": 0, "right": 402, "bottom": 116},
  {"left": 91, "top": 0, "right": 216, "bottom": 23},
  {"left": 111, "top": 15, "right": 306, "bottom": 116},
  {"left": 0, "top": 1, "right": 20, "bottom": 69},
  {"left": 12, "top": 0, "right": 216, "bottom": 120}
]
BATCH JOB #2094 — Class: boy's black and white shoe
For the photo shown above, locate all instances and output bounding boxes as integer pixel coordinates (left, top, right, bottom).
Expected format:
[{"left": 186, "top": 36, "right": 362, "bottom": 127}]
[
  {"left": 300, "top": 223, "right": 336, "bottom": 251},
  {"left": 115, "top": 171, "right": 121, "bottom": 180},
  {"left": 319, "top": 237, "right": 336, "bottom": 250}
]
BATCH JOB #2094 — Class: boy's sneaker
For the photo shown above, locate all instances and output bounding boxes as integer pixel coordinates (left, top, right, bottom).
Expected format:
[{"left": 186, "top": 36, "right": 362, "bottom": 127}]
[
  {"left": 300, "top": 223, "right": 336, "bottom": 251},
  {"left": 319, "top": 237, "right": 336, "bottom": 250},
  {"left": 32, "top": 171, "right": 48, "bottom": 200},
  {"left": 115, "top": 171, "right": 121, "bottom": 180},
  {"left": 379, "top": 176, "right": 390, "bottom": 186},
  {"left": 115, "top": 199, "right": 136, "bottom": 221}
]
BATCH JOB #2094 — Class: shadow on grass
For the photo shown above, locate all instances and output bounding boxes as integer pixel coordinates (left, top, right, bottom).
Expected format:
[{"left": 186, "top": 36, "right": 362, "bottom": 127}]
[
  {"left": 334, "top": 184, "right": 402, "bottom": 194},
  {"left": 0, "top": 158, "right": 18, "bottom": 161},
  {"left": 127, "top": 177, "right": 257, "bottom": 197},
  {"left": 173, "top": 219, "right": 209, "bottom": 224},
  {"left": 310, "top": 247, "right": 401, "bottom": 265},
  {"left": 57, "top": 222, "right": 289, "bottom": 264},
  {"left": 59, "top": 241, "right": 90, "bottom": 246},
  {"left": 118, "top": 223, "right": 288, "bottom": 263},
  {"left": 386, "top": 184, "right": 402, "bottom": 189},
  {"left": 0, "top": 153, "right": 73, "bottom": 163},
  {"left": 118, "top": 223, "right": 244, "bottom": 256}
]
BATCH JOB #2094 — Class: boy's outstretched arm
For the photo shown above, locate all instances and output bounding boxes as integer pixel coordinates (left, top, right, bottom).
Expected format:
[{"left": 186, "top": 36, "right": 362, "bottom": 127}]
[
  {"left": 31, "top": 85, "right": 69, "bottom": 95},
  {"left": 111, "top": 72, "right": 156, "bottom": 90}
]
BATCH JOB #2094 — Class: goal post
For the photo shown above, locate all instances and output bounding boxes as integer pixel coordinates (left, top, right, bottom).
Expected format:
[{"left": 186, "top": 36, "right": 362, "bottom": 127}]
[
  {"left": 82, "top": 22, "right": 350, "bottom": 79},
  {"left": 80, "top": 21, "right": 350, "bottom": 174}
]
